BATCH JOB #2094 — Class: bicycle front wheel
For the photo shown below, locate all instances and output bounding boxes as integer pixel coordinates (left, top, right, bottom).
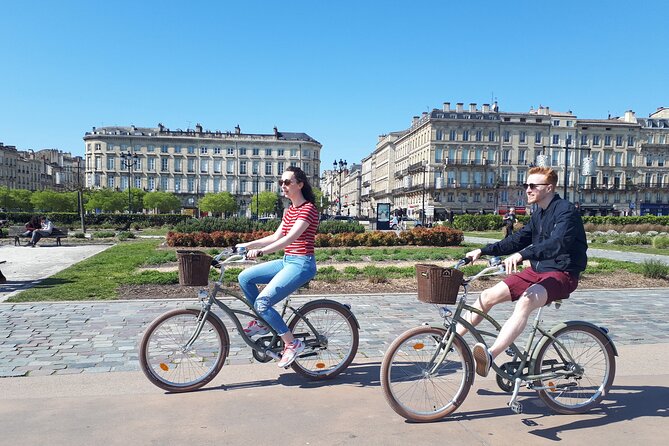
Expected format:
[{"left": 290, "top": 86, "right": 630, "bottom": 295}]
[
  {"left": 533, "top": 324, "right": 616, "bottom": 414},
  {"left": 288, "top": 300, "right": 359, "bottom": 380},
  {"left": 139, "top": 308, "right": 229, "bottom": 392},
  {"left": 380, "top": 326, "right": 474, "bottom": 422}
]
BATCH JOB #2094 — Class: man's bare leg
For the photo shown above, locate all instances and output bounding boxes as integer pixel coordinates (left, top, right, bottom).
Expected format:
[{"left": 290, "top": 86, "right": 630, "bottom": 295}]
[{"left": 456, "top": 281, "right": 512, "bottom": 337}]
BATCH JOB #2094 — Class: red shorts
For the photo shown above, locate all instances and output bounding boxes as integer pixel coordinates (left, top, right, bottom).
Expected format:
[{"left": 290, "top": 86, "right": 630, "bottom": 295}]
[{"left": 503, "top": 267, "right": 579, "bottom": 304}]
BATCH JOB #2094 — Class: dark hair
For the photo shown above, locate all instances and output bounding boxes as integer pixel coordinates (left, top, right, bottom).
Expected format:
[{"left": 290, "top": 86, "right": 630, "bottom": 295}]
[{"left": 286, "top": 166, "right": 316, "bottom": 204}]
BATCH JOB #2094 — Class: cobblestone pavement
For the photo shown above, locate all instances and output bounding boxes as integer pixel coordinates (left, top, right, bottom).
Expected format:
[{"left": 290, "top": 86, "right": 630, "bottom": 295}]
[{"left": 1, "top": 288, "right": 668, "bottom": 378}]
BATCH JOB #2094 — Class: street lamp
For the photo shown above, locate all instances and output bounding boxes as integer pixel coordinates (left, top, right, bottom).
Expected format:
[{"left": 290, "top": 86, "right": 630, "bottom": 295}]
[
  {"left": 254, "top": 170, "right": 259, "bottom": 219},
  {"left": 120, "top": 150, "right": 139, "bottom": 213},
  {"left": 333, "top": 159, "right": 347, "bottom": 215},
  {"left": 539, "top": 141, "right": 595, "bottom": 203},
  {"left": 421, "top": 161, "right": 429, "bottom": 226}
]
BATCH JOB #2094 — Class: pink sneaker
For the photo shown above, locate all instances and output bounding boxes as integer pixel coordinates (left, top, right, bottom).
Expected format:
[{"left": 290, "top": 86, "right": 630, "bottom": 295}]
[
  {"left": 277, "top": 339, "right": 305, "bottom": 368},
  {"left": 243, "top": 320, "right": 270, "bottom": 337}
]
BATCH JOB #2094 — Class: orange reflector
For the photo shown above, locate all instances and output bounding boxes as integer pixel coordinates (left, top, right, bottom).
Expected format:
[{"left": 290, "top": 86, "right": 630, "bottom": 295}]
[
  {"left": 548, "top": 381, "right": 556, "bottom": 392},
  {"left": 316, "top": 362, "right": 326, "bottom": 369},
  {"left": 160, "top": 363, "right": 169, "bottom": 371},
  {"left": 413, "top": 343, "right": 425, "bottom": 350}
]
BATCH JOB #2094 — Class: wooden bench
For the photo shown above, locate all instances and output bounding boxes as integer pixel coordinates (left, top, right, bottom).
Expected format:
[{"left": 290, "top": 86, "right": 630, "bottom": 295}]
[{"left": 8, "top": 226, "right": 68, "bottom": 246}]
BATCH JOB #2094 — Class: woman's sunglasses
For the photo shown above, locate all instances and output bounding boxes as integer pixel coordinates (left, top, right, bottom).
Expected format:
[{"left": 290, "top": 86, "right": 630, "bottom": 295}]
[
  {"left": 522, "top": 183, "right": 550, "bottom": 190},
  {"left": 278, "top": 179, "right": 294, "bottom": 187}
]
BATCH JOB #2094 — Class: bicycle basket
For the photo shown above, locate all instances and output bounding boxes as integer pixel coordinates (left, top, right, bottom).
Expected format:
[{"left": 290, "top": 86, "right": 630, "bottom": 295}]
[
  {"left": 177, "top": 250, "right": 213, "bottom": 286},
  {"left": 415, "top": 264, "right": 464, "bottom": 304}
]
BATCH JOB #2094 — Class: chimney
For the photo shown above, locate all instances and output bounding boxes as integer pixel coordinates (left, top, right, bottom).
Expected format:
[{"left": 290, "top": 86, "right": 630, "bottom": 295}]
[
  {"left": 195, "top": 123, "right": 203, "bottom": 133},
  {"left": 412, "top": 116, "right": 419, "bottom": 125},
  {"left": 456, "top": 103, "right": 464, "bottom": 112},
  {"left": 482, "top": 103, "right": 490, "bottom": 113},
  {"left": 624, "top": 110, "right": 637, "bottom": 123},
  {"left": 422, "top": 111, "right": 428, "bottom": 119},
  {"left": 492, "top": 101, "right": 499, "bottom": 112},
  {"left": 443, "top": 102, "right": 451, "bottom": 112},
  {"left": 235, "top": 124, "right": 241, "bottom": 134},
  {"left": 545, "top": 106, "right": 550, "bottom": 115},
  {"left": 273, "top": 126, "right": 279, "bottom": 137},
  {"left": 158, "top": 123, "right": 164, "bottom": 132},
  {"left": 469, "top": 103, "right": 477, "bottom": 113},
  {"left": 131, "top": 125, "right": 136, "bottom": 132}
]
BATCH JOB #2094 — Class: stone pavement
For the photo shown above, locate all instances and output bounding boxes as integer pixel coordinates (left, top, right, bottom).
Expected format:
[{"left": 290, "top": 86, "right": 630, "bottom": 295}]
[{"left": 1, "top": 288, "right": 668, "bottom": 377}]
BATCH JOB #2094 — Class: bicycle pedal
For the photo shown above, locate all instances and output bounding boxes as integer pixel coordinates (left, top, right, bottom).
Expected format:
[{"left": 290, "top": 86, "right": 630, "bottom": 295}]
[{"left": 505, "top": 348, "right": 515, "bottom": 357}]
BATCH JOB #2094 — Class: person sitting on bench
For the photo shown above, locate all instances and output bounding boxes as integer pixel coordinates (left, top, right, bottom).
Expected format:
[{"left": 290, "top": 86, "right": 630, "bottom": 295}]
[{"left": 26, "top": 216, "right": 53, "bottom": 247}]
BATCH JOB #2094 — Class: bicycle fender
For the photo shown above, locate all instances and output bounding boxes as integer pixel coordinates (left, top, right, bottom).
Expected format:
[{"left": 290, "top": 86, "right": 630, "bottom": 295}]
[
  {"left": 287, "top": 299, "right": 360, "bottom": 330},
  {"left": 184, "top": 305, "right": 228, "bottom": 331},
  {"left": 531, "top": 320, "right": 618, "bottom": 361}
]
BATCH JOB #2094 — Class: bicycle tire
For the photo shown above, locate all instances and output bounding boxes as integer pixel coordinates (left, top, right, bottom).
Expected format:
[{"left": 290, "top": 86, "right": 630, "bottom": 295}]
[
  {"left": 139, "top": 308, "right": 229, "bottom": 392},
  {"left": 380, "top": 326, "right": 474, "bottom": 422},
  {"left": 287, "top": 300, "right": 359, "bottom": 380},
  {"left": 533, "top": 324, "right": 615, "bottom": 414}
]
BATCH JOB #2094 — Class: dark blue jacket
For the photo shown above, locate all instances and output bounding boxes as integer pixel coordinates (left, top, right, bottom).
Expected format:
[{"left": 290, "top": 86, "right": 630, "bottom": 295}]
[{"left": 481, "top": 195, "right": 587, "bottom": 274}]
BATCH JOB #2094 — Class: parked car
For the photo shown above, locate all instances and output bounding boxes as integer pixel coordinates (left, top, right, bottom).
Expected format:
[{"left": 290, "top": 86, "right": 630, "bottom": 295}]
[{"left": 332, "top": 215, "right": 356, "bottom": 223}]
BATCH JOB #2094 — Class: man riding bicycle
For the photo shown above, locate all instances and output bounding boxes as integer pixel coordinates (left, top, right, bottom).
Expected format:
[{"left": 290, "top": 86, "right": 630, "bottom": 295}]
[{"left": 460, "top": 166, "right": 588, "bottom": 377}]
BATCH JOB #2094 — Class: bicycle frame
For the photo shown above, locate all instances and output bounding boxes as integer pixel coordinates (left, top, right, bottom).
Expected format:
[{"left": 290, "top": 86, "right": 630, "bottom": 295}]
[{"left": 183, "top": 253, "right": 325, "bottom": 360}]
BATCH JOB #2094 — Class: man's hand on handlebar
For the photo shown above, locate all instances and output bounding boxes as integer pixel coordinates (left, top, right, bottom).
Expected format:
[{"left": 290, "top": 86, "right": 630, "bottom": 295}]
[
  {"left": 465, "top": 248, "right": 482, "bottom": 263},
  {"left": 503, "top": 252, "right": 523, "bottom": 274}
]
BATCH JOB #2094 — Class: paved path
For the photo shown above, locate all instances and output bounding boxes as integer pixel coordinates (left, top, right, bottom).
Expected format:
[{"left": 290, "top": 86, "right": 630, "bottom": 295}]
[{"left": 2, "top": 288, "right": 668, "bottom": 377}]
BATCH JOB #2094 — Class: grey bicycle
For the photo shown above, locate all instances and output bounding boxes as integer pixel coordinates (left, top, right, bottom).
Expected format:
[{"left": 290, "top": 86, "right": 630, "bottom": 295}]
[
  {"left": 380, "top": 257, "right": 617, "bottom": 422},
  {"left": 139, "top": 249, "right": 359, "bottom": 392}
]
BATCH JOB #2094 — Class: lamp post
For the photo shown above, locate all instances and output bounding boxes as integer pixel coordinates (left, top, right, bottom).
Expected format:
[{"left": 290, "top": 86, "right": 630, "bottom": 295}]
[
  {"left": 421, "top": 161, "right": 429, "bottom": 226},
  {"left": 333, "top": 159, "right": 347, "bottom": 215},
  {"left": 120, "top": 150, "right": 139, "bottom": 213},
  {"left": 254, "top": 170, "right": 259, "bottom": 219}
]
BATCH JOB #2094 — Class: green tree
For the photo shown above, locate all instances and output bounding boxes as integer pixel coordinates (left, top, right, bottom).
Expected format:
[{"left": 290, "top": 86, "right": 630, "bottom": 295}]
[
  {"left": 143, "top": 191, "right": 182, "bottom": 213},
  {"left": 84, "top": 189, "right": 127, "bottom": 213},
  {"left": 251, "top": 191, "right": 278, "bottom": 216},
  {"left": 31, "top": 190, "right": 78, "bottom": 212},
  {"left": 313, "top": 187, "right": 329, "bottom": 214},
  {"left": 7, "top": 189, "right": 34, "bottom": 212},
  {"left": 198, "top": 192, "right": 237, "bottom": 217}
]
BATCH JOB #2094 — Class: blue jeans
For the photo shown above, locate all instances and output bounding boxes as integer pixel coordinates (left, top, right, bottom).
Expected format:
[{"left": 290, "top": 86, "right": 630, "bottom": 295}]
[{"left": 238, "top": 255, "right": 317, "bottom": 336}]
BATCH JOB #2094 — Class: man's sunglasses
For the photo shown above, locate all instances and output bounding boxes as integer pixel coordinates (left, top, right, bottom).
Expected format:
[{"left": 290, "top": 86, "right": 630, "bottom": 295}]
[
  {"left": 523, "top": 183, "right": 550, "bottom": 190},
  {"left": 278, "top": 179, "right": 295, "bottom": 187}
]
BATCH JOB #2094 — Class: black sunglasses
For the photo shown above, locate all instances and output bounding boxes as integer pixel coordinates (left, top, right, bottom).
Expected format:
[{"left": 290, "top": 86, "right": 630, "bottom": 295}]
[
  {"left": 278, "top": 179, "right": 294, "bottom": 187},
  {"left": 523, "top": 183, "right": 550, "bottom": 190}
]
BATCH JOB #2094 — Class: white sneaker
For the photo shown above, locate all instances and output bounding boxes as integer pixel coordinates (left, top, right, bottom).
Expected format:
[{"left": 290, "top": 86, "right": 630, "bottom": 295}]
[
  {"left": 277, "top": 339, "right": 305, "bottom": 368},
  {"left": 473, "top": 343, "right": 493, "bottom": 377},
  {"left": 243, "top": 320, "right": 270, "bottom": 337}
]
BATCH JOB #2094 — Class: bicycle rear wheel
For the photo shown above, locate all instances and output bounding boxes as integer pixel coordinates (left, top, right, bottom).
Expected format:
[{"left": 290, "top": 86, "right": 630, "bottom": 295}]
[
  {"left": 139, "top": 308, "right": 229, "bottom": 392},
  {"left": 288, "top": 300, "right": 359, "bottom": 380},
  {"left": 533, "top": 324, "right": 615, "bottom": 414},
  {"left": 380, "top": 326, "right": 474, "bottom": 422}
]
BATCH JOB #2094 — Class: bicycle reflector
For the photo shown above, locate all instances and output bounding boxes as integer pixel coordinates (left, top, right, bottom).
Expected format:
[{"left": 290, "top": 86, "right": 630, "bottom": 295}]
[
  {"left": 160, "top": 363, "right": 169, "bottom": 371},
  {"left": 316, "top": 362, "right": 326, "bottom": 369},
  {"left": 413, "top": 343, "right": 425, "bottom": 350}
]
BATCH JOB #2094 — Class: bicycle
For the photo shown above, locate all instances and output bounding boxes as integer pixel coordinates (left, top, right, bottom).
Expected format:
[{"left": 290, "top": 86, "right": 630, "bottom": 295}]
[
  {"left": 139, "top": 248, "right": 360, "bottom": 392},
  {"left": 380, "top": 257, "right": 617, "bottom": 422}
]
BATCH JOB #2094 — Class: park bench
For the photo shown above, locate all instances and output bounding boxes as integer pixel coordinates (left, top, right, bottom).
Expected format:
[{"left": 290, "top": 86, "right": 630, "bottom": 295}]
[{"left": 8, "top": 226, "right": 68, "bottom": 246}]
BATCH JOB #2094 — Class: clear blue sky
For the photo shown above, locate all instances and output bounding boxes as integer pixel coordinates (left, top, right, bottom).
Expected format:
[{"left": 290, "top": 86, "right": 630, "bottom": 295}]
[{"left": 1, "top": 0, "right": 667, "bottom": 168}]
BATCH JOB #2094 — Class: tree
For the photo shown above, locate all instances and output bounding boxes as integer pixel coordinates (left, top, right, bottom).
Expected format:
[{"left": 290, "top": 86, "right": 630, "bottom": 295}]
[
  {"left": 143, "top": 191, "right": 182, "bottom": 213},
  {"left": 4, "top": 189, "right": 34, "bottom": 212},
  {"left": 84, "top": 189, "right": 127, "bottom": 213},
  {"left": 313, "top": 187, "right": 329, "bottom": 214},
  {"left": 198, "top": 192, "right": 237, "bottom": 217},
  {"left": 31, "top": 190, "right": 78, "bottom": 212},
  {"left": 251, "top": 191, "right": 278, "bottom": 217}
]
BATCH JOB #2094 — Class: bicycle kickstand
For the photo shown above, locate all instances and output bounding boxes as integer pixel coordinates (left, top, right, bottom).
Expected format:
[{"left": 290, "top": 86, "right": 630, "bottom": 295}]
[{"left": 508, "top": 377, "right": 523, "bottom": 414}]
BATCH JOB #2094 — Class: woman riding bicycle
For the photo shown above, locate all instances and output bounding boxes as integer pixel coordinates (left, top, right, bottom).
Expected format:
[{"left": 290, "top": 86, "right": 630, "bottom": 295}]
[{"left": 236, "top": 166, "right": 319, "bottom": 368}]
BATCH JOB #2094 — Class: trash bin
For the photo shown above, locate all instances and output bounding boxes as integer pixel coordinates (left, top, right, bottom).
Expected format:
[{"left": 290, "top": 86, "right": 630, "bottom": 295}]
[{"left": 177, "top": 250, "right": 213, "bottom": 286}]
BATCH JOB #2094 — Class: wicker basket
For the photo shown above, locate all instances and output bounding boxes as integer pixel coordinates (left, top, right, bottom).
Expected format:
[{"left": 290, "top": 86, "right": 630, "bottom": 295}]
[
  {"left": 177, "top": 250, "right": 213, "bottom": 286},
  {"left": 415, "top": 264, "right": 464, "bottom": 304}
]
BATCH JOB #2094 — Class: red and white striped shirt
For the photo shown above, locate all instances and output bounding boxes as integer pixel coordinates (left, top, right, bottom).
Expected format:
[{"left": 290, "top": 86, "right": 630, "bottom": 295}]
[{"left": 281, "top": 201, "right": 319, "bottom": 255}]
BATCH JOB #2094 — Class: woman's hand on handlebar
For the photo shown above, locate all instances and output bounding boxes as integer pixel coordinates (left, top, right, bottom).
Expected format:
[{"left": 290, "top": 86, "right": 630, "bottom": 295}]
[{"left": 245, "top": 249, "right": 264, "bottom": 260}]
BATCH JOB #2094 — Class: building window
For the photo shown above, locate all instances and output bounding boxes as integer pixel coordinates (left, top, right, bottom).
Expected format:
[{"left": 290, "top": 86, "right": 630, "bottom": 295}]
[
  {"left": 226, "top": 160, "right": 234, "bottom": 174},
  {"left": 265, "top": 161, "right": 272, "bottom": 175},
  {"left": 581, "top": 135, "right": 588, "bottom": 145},
  {"left": 436, "top": 129, "right": 443, "bottom": 140},
  {"left": 449, "top": 130, "right": 456, "bottom": 141},
  {"left": 200, "top": 159, "right": 208, "bottom": 174},
  {"left": 503, "top": 131, "right": 510, "bottom": 142},
  {"left": 605, "top": 135, "right": 612, "bottom": 146},
  {"left": 463, "top": 130, "right": 469, "bottom": 141},
  {"left": 148, "top": 145, "right": 155, "bottom": 152},
  {"left": 519, "top": 131, "right": 526, "bottom": 143},
  {"left": 252, "top": 161, "right": 259, "bottom": 175},
  {"left": 214, "top": 147, "right": 221, "bottom": 155},
  {"left": 175, "top": 145, "right": 182, "bottom": 153},
  {"left": 290, "top": 148, "right": 298, "bottom": 157},
  {"left": 107, "top": 157, "right": 115, "bottom": 170},
  {"left": 161, "top": 177, "right": 169, "bottom": 191},
  {"left": 161, "top": 158, "right": 169, "bottom": 172},
  {"left": 148, "top": 177, "right": 155, "bottom": 191},
  {"left": 187, "top": 146, "right": 195, "bottom": 154},
  {"left": 174, "top": 178, "right": 181, "bottom": 192},
  {"left": 488, "top": 130, "right": 495, "bottom": 141},
  {"left": 553, "top": 120, "right": 560, "bottom": 126},
  {"left": 265, "top": 148, "right": 272, "bottom": 156},
  {"left": 265, "top": 180, "right": 273, "bottom": 191},
  {"left": 174, "top": 158, "right": 182, "bottom": 172},
  {"left": 148, "top": 157, "right": 156, "bottom": 172},
  {"left": 240, "top": 161, "right": 247, "bottom": 174},
  {"left": 200, "top": 146, "right": 208, "bottom": 154},
  {"left": 552, "top": 134, "right": 559, "bottom": 145},
  {"left": 240, "top": 180, "right": 247, "bottom": 193},
  {"left": 278, "top": 149, "right": 284, "bottom": 156},
  {"left": 535, "top": 132, "right": 542, "bottom": 144},
  {"left": 593, "top": 135, "right": 601, "bottom": 145},
  {"left": 227, "top": 147, "right": 234, "bottom": 155},
  {"left": 239, "top": 147, "right": 247, "bottom": 155},
  {"left": 187, "top": 159, "right": 195, "bottom": 172},
  {"left": 278, "top": 161, "right": 284, "bottom": 173},
  {"left": 616, "top": 135, "right": 623, "bottom": 146},
  {"left": 161, "top": 145, "right": 168, "bottom": 153},
  {"left": 252, "top": 148, "right": 260, "bottom": 156},
  {"left": 107, "top": 176, "right": 114, "bottom": 188},
  {"left": 187, "top": 177, "right": 195, "bottom": 192},
  {"left": 476, "top": 130, "right": 482, "bottom": 141},
  {"left": 214, "top": 159, "right": 222, "bottom": 173},
  {"left": 628, "top": 135, "right": 634, "bottom": 146}
]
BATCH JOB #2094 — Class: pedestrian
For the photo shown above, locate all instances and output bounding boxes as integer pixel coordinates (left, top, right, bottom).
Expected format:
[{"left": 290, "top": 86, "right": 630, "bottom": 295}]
[
  {"left": 503, "top": 207, "right": 517, "bottom": 238},
  {"left": 236, "top": 166, "right": 319, "bottom": 368},
  {"left": 459, "top": 166, "right": 587, "bottom": 377}
]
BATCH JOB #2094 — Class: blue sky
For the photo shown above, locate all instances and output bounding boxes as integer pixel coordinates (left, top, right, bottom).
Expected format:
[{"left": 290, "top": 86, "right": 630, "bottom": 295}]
[{"left": 1, "top": 0, "right": 667, "bottom": 168}]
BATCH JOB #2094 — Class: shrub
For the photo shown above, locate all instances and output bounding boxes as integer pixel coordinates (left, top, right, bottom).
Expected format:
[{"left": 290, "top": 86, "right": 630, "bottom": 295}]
[
  {"left": 641, "top": 260, "right": 669, "bottom": 279},
  {"left": 652, "top": 236, "right": 669, "bottom": 249},
  {"left": 92, "top": 231, "right": 116, "bottom": 238},
  {"left": 117, "top": 231, "right": 135, "bottom": 241}
]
